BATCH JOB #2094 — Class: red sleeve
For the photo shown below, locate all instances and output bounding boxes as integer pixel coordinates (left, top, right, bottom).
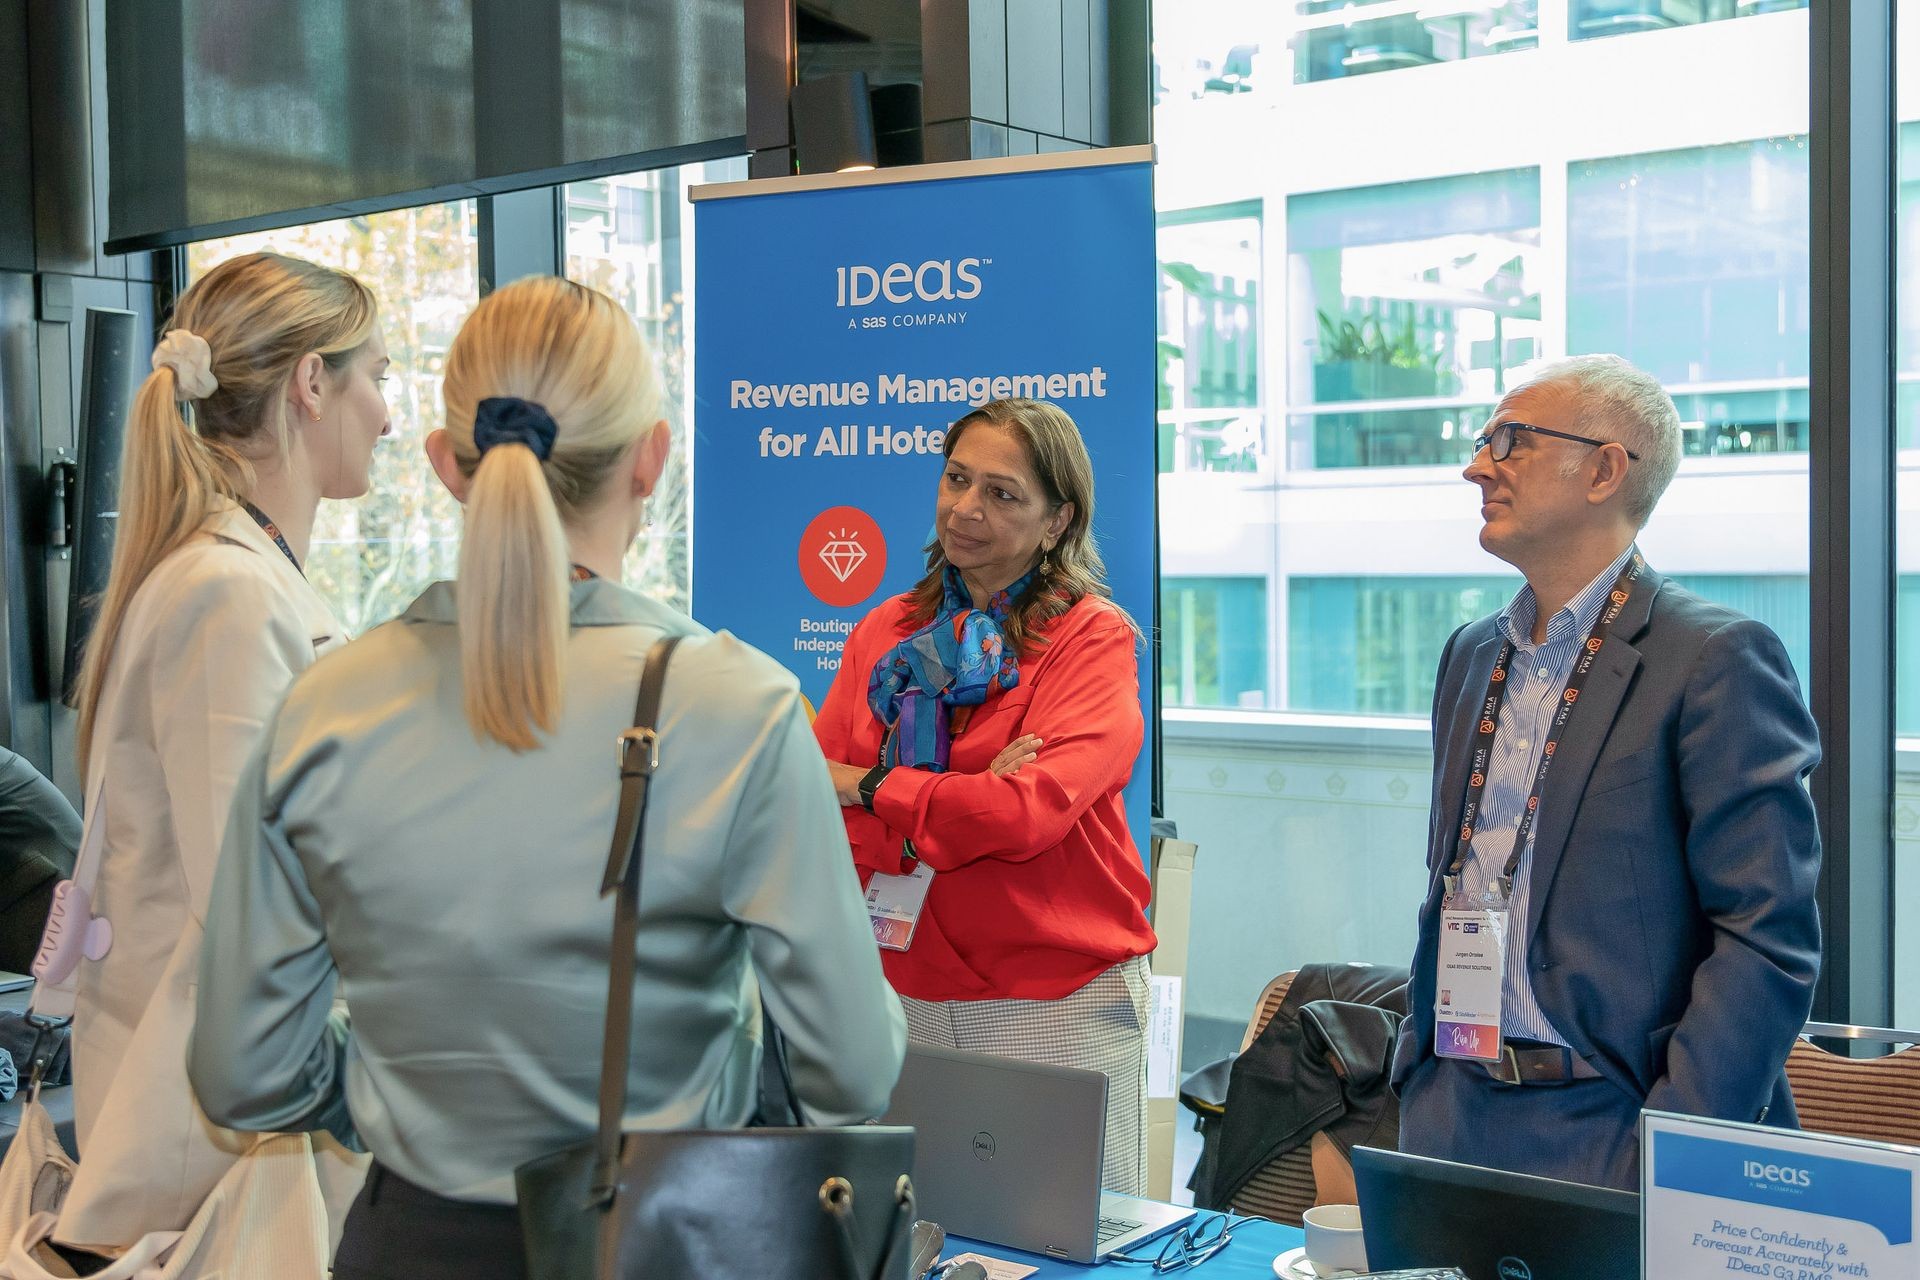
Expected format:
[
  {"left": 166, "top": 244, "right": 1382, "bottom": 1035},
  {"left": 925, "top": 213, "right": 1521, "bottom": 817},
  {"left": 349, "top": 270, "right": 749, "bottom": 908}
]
[
  {"left": 870, "top": 615, "right": 1141, "bottom": 870},
  {"left": 812, "top": 609, "right": 882, "bottom": 770},
  {"left": 812, "top": 603, "right": 905, "bottom": 875}
]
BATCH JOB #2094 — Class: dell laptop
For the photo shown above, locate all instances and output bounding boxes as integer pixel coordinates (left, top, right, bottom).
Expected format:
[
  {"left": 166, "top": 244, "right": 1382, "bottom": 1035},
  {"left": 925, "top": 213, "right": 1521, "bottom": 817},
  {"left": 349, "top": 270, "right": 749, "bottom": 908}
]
[
  {"left": 882, "top": 1045, "right": 1194, "bottom": 1263},
  {"left": 1352, "top": 1146, "right": 1640, "bottom": 1280}
]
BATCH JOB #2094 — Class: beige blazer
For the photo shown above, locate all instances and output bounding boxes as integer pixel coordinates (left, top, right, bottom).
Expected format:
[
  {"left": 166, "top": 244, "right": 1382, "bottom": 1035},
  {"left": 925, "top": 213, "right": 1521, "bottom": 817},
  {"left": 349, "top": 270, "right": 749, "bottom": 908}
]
[{"left": 46, "top": 500, "right": 364, "bottom": 1251}]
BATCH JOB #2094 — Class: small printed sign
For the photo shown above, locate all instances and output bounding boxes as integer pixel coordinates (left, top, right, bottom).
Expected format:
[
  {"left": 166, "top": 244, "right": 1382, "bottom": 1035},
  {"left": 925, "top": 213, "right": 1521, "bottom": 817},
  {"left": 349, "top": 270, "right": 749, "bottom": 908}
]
[
  {"left": 1642, "top": 1110, "right": 1920, "bottom": 1279},
  {"left": 1148, "top": 975, "right": 1184, "bottom": 1100}
]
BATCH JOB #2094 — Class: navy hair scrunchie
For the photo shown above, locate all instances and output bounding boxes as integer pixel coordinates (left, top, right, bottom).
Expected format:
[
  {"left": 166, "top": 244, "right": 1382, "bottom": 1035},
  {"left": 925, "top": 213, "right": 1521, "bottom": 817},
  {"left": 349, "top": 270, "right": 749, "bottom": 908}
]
[{"left": 473, "top": 396, "right": 558, "bottom": 461}]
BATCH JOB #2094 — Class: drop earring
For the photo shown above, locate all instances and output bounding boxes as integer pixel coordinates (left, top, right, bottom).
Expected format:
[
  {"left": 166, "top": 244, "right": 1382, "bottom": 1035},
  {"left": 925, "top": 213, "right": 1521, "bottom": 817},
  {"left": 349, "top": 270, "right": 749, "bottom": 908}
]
[{"left": 1039, "top": 547, "right": 1052, "bottom": 575}]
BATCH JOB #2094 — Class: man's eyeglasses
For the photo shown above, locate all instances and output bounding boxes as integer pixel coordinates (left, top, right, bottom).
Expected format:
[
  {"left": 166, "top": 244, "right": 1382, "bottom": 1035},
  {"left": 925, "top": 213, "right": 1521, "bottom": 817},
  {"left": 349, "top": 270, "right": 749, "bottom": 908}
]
[{"left": 1473, "top": 421, "right": 1641, "bottom": 463}]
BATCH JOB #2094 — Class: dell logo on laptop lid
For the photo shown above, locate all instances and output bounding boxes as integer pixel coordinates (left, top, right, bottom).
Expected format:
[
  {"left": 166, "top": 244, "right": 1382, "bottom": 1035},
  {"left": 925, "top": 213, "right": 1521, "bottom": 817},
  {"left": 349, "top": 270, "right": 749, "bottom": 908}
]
[
  {"left": 972, "top": 1131, "right": 996, "bottom": 1161},
  {"left": 1498, "top": 1258, "right": 1533, "bottom": 1280}
]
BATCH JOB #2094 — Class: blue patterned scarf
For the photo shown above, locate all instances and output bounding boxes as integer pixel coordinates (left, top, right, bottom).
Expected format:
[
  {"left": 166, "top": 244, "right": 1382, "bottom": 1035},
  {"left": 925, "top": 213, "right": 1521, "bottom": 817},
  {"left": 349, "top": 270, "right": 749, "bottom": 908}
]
[{"left": 866, "top": 564, "right": 1035, "bottom": 771}]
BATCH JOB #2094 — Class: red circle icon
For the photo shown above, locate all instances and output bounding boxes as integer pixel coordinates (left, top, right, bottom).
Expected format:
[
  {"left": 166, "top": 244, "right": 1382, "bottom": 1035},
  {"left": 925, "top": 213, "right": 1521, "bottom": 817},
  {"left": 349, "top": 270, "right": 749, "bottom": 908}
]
[{"left": 798, "top": 505, "right": 888, "bottom": 607}]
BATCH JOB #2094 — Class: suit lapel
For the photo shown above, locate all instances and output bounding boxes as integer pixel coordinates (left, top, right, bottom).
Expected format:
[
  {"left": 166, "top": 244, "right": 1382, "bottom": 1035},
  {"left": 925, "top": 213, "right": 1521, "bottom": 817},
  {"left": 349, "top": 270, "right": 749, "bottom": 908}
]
[{"left": 1523, "top": 573, "right": 1662, "bottom": 949}]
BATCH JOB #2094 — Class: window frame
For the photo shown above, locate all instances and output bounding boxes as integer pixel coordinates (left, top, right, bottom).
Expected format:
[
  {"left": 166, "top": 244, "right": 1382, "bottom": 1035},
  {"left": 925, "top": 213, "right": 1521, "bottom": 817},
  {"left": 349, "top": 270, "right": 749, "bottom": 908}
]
[
  {"left": 1810, "top": 0, "right": 1897, "bottom": 1029},
  {"left": 1157, "top": 198, "right": 1267, "bottom": 476}
]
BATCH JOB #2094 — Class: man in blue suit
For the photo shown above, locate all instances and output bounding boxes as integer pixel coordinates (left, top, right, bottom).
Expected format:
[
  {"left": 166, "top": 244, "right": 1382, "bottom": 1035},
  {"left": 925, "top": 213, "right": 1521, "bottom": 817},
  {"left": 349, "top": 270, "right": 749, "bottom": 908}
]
[{"left": 1390, "top": 354, "right": 1822, "bottom": 1191}]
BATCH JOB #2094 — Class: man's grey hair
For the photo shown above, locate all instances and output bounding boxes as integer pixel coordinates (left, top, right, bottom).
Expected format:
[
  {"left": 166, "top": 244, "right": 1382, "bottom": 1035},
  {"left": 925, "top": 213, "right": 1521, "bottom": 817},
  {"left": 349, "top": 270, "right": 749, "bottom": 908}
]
[{"left": 1513, "top": 353, "right": 1682, "bottom": 527}]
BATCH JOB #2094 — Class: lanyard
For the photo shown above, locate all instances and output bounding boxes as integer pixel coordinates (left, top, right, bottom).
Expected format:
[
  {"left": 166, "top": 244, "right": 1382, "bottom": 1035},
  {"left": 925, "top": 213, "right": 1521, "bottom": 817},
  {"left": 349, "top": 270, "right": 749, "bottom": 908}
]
[
  {"left": 873, "top": 724, "right": 922, "bottom": 872},
  {"left": 1445, "top": 552, "right": 1645, "bottom": 902},
  {"left": 242, "top": 501, "right": 301, "bottom": 576}
]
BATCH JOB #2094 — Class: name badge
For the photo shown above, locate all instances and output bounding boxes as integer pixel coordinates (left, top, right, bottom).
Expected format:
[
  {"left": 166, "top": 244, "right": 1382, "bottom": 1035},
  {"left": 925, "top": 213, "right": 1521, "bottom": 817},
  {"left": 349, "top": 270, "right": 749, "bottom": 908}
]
[
  {"left": 865, "top": 860, "right": 933, "bottom": 952},
  {"left": 1434, "top": 904, "right": 1506, "bottom": 1063}
]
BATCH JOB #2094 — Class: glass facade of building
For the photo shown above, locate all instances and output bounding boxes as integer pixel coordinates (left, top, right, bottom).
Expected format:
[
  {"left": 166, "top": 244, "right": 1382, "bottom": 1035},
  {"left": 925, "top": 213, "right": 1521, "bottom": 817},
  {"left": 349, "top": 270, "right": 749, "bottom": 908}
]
[{"left": 1148, "top": 1, "right": 1920, "bottom": 1049}]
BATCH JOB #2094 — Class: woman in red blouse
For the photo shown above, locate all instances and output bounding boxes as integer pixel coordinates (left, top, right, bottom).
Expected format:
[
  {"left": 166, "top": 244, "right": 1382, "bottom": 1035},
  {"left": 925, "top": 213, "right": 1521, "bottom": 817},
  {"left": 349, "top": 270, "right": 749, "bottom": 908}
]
[{"left": 814, "top": 397, "right": 1158, "bottom": 1193}]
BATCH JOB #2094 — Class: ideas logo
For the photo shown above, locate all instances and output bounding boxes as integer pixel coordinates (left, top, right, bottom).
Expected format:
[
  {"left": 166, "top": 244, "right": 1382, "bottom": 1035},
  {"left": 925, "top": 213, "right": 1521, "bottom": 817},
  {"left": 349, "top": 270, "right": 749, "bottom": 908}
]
[
  {"left": 1743, "top": 1160, "right": 1813, "bottom": 1189},
  {"left": 835, "top": 258, "right": 987, "bottom": 307},
  {"left": 798, "top": 505, "right": 888, "bottom": 608}
]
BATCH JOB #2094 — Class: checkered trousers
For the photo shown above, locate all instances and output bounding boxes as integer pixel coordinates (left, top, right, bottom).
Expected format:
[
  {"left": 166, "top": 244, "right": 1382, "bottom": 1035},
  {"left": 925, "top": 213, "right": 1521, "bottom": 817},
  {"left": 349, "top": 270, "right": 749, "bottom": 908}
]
[{"left": 900, "top": 956, "right": 1152, "bottom": 1196}]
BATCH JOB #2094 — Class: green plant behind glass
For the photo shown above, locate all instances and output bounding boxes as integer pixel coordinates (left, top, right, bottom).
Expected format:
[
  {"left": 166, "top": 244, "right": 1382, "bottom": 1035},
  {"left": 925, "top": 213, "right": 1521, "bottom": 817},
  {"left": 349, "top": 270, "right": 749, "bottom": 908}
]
[{"left": 1315, "top": 307, "right": 1442, "bottom": 371}]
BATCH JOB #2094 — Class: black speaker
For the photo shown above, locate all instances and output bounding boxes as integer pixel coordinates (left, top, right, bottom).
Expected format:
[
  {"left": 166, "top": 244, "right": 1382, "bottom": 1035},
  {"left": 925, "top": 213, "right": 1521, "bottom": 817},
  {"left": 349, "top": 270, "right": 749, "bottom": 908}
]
[
  {"left": 869, "top": 82, "right": 923, "bottom": 168},
  {"left": 62, "top": 307, "right": 137, "bottom": 707}
]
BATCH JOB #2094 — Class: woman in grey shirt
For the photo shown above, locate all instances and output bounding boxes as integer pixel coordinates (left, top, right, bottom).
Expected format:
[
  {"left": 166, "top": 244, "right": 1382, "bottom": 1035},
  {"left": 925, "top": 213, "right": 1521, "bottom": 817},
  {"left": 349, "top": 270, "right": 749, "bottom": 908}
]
[{"left": 187, "top": 277, "right": 906, "bottom": 1280}]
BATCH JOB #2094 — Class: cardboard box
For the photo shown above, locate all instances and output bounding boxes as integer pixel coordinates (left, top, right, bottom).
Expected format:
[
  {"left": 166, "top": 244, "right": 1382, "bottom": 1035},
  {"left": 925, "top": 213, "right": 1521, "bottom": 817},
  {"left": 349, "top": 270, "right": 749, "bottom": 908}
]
[{"left": 1145, "top": 836, "right": 1199, "bottom": 1200}]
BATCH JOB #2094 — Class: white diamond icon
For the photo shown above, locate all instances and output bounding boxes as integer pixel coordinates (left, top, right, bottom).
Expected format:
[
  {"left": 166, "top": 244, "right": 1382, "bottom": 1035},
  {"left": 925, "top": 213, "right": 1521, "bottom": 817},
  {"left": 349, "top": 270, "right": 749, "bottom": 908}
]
[{"left": 818, "top": 529, "right": 868, "bottom": 583}]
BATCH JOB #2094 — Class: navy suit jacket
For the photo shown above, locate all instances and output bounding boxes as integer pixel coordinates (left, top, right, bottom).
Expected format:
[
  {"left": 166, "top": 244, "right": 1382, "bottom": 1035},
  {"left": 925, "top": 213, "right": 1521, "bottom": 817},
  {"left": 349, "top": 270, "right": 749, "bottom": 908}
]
[{"left": 1391, "top": 568, "right": 1822, "bottom": 1128}]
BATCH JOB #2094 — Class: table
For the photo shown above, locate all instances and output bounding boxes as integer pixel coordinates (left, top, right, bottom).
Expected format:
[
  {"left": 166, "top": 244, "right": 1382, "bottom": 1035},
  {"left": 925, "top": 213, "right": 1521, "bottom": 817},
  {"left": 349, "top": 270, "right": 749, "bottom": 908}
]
[{"left": 946, "top": 1218, "right": 1306, "bottom": 1277}]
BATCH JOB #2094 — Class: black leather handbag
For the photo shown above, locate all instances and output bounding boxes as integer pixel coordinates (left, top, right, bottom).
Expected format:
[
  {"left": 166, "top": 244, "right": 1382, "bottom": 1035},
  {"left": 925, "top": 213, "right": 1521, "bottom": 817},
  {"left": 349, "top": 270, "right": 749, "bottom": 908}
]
[{"left": 514, "top": 635, "right": 917, "bottom": 1280}]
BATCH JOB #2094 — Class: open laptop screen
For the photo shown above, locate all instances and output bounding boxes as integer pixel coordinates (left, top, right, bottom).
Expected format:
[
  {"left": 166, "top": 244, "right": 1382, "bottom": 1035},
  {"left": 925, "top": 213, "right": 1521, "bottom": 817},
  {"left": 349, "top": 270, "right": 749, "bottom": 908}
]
[{"left": 1353, "top": 1146, "right": 1639, "bottom": 1280}]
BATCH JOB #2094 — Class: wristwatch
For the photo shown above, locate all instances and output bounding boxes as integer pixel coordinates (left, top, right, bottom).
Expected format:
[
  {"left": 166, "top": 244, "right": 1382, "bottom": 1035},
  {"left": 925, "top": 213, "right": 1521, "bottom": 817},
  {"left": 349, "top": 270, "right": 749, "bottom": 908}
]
[{"left": 858, "top": 762, "right": 893, "bottom": 812}]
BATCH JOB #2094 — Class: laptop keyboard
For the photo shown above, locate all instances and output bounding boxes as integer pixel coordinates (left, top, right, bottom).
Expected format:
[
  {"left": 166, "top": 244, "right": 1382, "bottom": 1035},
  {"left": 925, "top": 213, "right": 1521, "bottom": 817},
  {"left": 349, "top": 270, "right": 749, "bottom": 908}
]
[{"left": 1096, "top": 1215, "right": 1144, "bottom": 1245}]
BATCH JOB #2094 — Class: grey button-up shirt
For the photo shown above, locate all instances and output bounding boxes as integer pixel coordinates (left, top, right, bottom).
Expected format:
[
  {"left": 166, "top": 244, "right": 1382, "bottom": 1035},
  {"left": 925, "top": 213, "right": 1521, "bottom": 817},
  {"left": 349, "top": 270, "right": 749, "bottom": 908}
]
[{"left": 190, "top": 578, "right": 906, "bottom": 1202}]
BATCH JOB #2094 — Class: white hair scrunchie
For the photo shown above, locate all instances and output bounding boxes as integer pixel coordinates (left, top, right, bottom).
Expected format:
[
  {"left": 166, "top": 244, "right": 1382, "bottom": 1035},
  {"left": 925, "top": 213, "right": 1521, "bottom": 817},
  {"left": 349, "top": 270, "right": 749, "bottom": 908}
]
[{"left": 150, "top": 328, "right": 218, "bottom": 402}]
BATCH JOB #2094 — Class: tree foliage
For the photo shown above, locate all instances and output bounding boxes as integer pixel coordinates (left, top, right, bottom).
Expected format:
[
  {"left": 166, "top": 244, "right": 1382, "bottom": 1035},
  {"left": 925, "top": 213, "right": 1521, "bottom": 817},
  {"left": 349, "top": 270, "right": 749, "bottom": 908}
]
[{"left": 187, "top": 176, "right": 700, "bottom": 635}]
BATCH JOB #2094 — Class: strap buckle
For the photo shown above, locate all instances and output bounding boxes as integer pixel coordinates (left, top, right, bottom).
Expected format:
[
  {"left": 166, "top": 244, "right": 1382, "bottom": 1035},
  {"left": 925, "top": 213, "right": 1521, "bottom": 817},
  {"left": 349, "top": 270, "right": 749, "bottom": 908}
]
[
  {"left": 24, "top": 1013, "right": 71, "bottom": 1105},
  {"left": 617, "top": 727, "right": 660, "bottom": 776}
]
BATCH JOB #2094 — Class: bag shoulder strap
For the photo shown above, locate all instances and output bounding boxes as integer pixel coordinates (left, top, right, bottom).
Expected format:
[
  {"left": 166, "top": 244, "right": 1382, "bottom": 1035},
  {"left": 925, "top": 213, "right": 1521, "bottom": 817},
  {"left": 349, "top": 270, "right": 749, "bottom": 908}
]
[
  {"left": 28, "top": 771, "right": 108, "bottom": 1020},
  {"left": 589, "top": 633, "right": 680, "bottom": 1208}
]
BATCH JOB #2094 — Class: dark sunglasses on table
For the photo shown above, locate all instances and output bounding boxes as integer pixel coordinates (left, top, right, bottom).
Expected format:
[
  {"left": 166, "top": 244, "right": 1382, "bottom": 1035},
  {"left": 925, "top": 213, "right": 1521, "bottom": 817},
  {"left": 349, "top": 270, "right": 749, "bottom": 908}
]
[{"left": 1473, "top": 421, "right": 1641, "bottom": 463}]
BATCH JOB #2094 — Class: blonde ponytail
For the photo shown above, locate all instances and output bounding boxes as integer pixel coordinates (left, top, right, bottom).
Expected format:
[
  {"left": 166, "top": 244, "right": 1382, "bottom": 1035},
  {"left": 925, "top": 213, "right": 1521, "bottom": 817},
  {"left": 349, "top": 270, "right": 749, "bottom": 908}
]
[
  {"left": 456, "top": 442, "right": 571, "bottom": 751},
  {"left": 74, "top": 253, "right": 376, "bottom": 769},
  {"left": 440, "top": 277, "right": 663, "bottom": 750}
]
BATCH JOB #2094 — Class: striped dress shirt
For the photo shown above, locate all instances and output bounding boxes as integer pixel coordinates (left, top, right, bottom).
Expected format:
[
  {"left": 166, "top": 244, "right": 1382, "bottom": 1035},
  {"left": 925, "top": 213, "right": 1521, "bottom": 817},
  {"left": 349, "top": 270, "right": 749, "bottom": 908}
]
[{"left": 1459, "top": 545, "right": 1637, "bottom": 1046}]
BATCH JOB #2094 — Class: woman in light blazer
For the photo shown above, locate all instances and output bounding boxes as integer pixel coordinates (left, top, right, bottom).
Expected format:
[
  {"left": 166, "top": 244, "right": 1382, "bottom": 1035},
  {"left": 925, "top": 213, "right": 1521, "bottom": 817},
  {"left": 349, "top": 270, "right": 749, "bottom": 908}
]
[
  {"left": 47, "top": 252, "right": 390, "bottom": 1255},
  {"left": 187, "top": 277, "right": 905, "bottom": 1280}
]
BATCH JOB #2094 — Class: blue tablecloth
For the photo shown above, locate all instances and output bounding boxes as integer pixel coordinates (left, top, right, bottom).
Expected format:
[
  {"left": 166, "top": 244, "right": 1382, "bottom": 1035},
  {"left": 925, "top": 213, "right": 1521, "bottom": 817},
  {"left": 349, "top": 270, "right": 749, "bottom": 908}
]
[{"left": 945, "top": 1219, "right": 1306, "bottom": 1277}]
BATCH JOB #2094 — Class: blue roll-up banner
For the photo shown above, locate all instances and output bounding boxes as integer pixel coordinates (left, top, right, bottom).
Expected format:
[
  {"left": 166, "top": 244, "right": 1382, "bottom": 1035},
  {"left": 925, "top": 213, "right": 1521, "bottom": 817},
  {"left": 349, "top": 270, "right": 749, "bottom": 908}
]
[{"left": 691, "top": 148, "right": 1156, "bottom": 856}]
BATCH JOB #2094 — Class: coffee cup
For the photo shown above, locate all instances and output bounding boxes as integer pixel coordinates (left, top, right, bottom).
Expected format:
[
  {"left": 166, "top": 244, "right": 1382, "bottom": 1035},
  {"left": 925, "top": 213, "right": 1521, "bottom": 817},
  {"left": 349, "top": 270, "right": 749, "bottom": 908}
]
[{"left": 1301, "top": 1203, "right": 1368, "bottom": 1277}]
